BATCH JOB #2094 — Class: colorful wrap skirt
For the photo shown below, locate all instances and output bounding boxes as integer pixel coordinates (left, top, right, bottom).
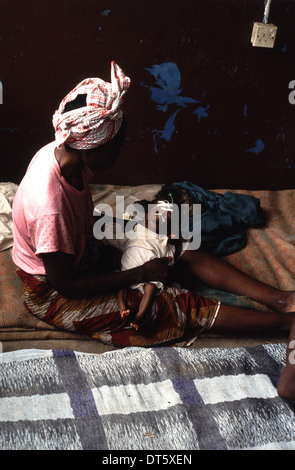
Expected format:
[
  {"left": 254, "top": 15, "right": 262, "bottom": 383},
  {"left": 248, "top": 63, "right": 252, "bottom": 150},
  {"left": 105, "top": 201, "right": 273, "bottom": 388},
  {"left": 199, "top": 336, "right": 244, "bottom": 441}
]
[{"left": 17, "top": 269, "right": 220, "bottom": 348}]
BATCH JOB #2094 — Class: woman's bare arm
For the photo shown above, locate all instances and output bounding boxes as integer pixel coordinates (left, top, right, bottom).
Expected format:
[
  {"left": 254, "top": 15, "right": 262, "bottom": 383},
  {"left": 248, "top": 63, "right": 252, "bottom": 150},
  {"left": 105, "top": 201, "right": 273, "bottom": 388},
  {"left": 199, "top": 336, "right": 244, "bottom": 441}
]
[{"left": 41, "top": 251, "right": 171, "bottom": 299}]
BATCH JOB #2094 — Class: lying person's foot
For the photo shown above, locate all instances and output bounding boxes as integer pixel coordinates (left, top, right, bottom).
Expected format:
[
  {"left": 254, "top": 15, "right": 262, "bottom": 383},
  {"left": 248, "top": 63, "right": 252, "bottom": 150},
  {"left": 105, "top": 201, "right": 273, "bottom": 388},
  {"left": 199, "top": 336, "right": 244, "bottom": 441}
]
[{"left": 275, "top": 291, "right": 295, "bottom": 314}]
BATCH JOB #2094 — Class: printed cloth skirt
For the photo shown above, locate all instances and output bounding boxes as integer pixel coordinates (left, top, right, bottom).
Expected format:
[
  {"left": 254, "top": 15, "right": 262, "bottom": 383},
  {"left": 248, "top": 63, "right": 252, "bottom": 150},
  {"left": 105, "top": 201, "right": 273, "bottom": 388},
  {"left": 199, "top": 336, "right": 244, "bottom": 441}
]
[{"left": 17, "top": 269, "right": 220, "bottom": 348}]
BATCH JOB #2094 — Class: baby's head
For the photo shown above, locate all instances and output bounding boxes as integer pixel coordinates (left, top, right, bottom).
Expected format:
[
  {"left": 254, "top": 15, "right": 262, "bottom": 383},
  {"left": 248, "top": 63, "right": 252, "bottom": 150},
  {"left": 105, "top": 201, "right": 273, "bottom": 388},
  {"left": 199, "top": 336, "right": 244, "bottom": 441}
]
[
  {"left": 145, "top": 199, "right": 174, "bottom": 237},
  {"left": 134, "top": 185, "right": 192, "bottom": 239},
  {"left": 133, "top": 195, "right": 181, "bottom": 242}
]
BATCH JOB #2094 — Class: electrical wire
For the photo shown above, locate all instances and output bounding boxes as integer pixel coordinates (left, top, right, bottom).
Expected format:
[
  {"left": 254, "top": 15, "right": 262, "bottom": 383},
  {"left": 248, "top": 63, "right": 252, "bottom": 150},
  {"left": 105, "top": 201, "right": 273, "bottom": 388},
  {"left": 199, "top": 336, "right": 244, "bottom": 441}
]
[{"left": 263, "top": 0, "right": 272, "bottom": 24}]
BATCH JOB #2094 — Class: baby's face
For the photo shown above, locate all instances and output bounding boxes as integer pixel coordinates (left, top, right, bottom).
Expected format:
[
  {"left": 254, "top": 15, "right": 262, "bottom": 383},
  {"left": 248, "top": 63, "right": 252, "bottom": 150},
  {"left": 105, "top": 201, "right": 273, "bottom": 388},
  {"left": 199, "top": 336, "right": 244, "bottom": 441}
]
[{"left": 146, "top": 203, "right": 173, "bottom": 236}]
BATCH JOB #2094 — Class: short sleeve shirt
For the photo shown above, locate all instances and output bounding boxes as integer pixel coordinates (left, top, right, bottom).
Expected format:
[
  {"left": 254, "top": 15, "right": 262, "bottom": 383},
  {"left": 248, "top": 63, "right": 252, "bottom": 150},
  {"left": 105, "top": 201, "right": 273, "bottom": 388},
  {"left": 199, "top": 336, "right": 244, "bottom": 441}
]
[{"left": 12, "top": 142, "right": 94, "bottom": 274}]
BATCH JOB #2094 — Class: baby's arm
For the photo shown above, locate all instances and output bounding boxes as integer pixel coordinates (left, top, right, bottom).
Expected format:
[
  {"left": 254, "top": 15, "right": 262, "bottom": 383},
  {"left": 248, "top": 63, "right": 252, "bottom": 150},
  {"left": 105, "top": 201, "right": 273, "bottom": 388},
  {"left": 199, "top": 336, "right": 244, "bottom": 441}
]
[{"left": 130, "top": 282, "right": 157, "bottom": 330}]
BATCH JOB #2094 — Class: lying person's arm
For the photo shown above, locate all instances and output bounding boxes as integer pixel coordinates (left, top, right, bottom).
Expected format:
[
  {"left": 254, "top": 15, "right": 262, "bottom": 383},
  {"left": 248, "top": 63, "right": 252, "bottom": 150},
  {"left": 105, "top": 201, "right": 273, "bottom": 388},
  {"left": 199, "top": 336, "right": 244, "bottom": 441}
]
[{"left": 41, "top": 251, "right": 171, "bottom": 299}]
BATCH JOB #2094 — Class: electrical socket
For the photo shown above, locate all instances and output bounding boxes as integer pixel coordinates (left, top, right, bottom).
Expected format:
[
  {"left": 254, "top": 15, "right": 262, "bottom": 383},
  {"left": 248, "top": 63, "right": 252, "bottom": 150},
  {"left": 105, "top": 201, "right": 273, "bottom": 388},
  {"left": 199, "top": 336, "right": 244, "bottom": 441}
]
[{"left": 251, "top": 22, "right": 277, "bottom": 48}]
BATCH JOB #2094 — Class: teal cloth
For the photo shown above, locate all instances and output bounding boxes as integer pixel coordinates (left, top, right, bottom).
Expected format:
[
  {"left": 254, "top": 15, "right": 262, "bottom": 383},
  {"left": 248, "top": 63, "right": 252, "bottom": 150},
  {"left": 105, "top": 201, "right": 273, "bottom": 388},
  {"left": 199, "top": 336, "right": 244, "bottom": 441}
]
[{"left": 174, "top": 181, "right": 264, "bottom": 256}]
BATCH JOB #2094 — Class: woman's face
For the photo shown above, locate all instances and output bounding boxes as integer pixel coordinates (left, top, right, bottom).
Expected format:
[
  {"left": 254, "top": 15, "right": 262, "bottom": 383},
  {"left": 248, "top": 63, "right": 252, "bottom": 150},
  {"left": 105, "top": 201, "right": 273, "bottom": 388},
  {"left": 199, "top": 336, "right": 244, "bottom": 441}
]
[{"left": 82, "top": 138, "right": 121, "bottom": 170}]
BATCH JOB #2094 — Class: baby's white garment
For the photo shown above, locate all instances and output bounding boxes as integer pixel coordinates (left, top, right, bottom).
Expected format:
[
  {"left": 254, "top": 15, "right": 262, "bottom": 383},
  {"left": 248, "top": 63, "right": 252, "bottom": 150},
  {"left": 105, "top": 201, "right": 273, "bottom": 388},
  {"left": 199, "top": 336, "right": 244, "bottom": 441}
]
[{"left": 104, "top": 222, "right": 175, "bottom": 293}]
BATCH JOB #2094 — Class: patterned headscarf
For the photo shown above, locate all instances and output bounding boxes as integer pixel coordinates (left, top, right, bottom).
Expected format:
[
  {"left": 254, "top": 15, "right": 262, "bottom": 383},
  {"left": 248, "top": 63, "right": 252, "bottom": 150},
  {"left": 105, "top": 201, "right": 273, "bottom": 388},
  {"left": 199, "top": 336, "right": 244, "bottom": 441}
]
[{"left": 52, "top": 61, "right": 130, "bottom": 150}]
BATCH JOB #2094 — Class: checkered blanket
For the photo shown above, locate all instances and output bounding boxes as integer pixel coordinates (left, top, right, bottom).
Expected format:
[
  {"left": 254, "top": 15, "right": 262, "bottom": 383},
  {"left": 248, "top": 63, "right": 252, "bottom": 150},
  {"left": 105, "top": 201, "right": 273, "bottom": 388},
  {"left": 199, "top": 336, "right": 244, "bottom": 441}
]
[{"left": 1, "top": 344, "right": 295, "bottom": 450}]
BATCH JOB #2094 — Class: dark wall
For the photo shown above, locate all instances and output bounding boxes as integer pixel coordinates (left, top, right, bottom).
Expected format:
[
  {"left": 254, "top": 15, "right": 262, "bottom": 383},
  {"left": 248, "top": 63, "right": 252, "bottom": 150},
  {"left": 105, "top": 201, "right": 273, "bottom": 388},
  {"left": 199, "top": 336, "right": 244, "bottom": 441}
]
[{"left": 1, "top": 0, "right": 295, "bottom": 189}]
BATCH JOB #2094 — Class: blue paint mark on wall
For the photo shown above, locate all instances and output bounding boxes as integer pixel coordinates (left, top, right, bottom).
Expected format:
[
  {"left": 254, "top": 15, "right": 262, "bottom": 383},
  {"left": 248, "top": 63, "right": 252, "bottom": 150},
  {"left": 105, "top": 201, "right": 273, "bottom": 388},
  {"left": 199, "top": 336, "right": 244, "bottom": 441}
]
[
  {"left": 246, "top": 139, "right": 265, "bottom": 155},
  {"left": 152, "top": 110, "right": 181, "bottom": 153},
  {"left": 143, "top": 62, "right": 209, "bottom": 153},
  {"left": 193, "top": 105, "right": 210, "bottom": 122},
  {"left": 144, "top": 63, "right": 199, "bottom": 111}
]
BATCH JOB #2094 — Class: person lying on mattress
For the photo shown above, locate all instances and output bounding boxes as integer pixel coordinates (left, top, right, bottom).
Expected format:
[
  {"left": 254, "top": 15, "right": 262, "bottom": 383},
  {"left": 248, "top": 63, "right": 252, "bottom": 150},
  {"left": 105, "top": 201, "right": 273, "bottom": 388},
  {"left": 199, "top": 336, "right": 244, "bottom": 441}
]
[{"left": 11, "top": 61, "right": 295, "bottom": 400}]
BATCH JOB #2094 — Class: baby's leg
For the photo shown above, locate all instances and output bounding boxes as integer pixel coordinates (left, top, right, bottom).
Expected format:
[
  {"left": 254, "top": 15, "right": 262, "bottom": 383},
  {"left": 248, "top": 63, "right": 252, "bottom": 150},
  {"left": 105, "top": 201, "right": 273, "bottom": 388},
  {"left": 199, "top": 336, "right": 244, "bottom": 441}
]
[
  {"left": 117, "top": 289, "right": 130, "bottom": 319},
  {"left": 131, "top": 283, "right": 156, "bottom": 330}
]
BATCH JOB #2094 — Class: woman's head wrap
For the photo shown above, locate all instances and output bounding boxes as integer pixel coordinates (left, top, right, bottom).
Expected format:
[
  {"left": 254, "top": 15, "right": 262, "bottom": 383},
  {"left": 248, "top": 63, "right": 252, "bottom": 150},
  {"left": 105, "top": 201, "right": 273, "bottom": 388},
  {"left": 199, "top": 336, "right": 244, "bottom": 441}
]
[{"left": 52, "top": 61, "right": 130, "bottom": 150}]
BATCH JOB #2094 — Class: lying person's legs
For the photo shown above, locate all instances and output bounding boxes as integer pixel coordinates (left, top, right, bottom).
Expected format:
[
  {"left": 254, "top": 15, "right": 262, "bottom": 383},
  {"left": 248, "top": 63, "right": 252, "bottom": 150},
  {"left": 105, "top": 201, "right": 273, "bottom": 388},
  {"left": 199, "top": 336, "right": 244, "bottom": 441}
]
[
  {"left": 212, "top": 303, "right": 293, "bottom": 335},
  {"left": 178, "top": 248, "right": 295, "bottom": 314}
]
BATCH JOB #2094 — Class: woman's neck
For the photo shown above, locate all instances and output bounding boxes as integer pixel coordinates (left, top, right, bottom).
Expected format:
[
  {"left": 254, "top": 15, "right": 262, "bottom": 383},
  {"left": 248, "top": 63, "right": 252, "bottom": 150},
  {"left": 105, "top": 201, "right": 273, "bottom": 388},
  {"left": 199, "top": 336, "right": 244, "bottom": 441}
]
[{"left": 54, "top": 145, "right": 85, "bottom": 191}]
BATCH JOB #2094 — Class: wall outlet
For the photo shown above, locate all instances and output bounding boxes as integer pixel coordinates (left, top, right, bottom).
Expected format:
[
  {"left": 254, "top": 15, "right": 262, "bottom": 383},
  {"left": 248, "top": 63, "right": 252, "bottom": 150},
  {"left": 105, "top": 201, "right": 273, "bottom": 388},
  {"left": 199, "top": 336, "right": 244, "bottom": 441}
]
[{"left": 251, "top": 22, "right": 277, "bottom": 48}]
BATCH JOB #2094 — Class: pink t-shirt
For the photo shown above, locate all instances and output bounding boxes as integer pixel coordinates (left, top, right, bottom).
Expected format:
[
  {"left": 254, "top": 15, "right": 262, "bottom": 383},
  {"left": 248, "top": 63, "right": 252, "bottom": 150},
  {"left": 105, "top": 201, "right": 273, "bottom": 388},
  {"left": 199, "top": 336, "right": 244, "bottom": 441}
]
[{"left": 12, "top": 141, "right": 95, "bottom": 275}]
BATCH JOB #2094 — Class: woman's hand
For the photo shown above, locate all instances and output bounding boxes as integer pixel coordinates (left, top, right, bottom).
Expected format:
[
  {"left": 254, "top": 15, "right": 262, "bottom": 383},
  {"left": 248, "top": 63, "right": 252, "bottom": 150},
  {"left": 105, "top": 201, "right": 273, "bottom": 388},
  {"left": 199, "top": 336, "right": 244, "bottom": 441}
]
[
  {"left": 142, "top": 257, "right": 172, "bottom": 285},
  {"left": 41, "top": 251, "right": 172, "bottom": 299}
]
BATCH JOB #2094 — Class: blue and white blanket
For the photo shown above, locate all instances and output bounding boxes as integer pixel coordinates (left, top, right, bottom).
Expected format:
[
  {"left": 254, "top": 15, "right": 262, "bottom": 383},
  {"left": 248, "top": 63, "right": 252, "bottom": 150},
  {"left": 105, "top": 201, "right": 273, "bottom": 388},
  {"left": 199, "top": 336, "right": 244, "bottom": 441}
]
[{"left": 1, "top": 344, "right": 295, "bottom": 450}]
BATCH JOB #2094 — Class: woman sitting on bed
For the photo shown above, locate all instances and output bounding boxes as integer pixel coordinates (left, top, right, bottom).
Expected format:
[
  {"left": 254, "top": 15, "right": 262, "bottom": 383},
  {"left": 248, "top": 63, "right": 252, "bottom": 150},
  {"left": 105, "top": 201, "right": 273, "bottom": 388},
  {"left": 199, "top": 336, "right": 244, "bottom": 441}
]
[{"left": 11, "top": 61, "right": 295, "bottom": 400}]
